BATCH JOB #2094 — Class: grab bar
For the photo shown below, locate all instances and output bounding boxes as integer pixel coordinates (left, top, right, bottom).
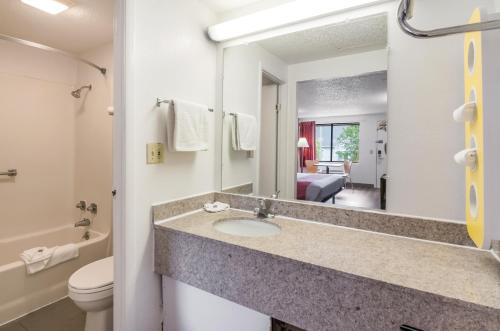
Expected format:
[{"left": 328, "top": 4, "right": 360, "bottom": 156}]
[
  {"left": 398, "top": 0, "right": 500, "bottom": 38},
  {"left": 0, "top": 169, "right": 17, "bottom": 177}
]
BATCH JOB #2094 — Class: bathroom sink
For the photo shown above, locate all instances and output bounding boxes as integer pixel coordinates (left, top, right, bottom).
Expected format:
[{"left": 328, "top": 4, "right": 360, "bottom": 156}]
[{"left": 213, "top": 217, "right": 281, "bottom": 237}]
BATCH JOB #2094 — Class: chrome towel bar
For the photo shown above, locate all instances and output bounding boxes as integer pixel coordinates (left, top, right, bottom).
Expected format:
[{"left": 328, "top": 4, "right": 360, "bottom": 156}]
[
  {"left": 398, "top": 0, "right": 500, "bottom": 38},
  {"left": 156, "top": 98, "right": 214, "bottom": 112},
  {"left": 0, "top": 169, "right": 17, "bottom": 177}
]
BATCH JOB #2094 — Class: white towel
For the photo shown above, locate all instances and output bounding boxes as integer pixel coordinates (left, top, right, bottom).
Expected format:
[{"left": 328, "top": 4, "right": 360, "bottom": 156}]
[
  {"left": 20, "top": 244, "right": 79, "bottom": 275},
  {"left": 20, "top": 246, "right": 56, "bottom": 274},
  {"left": 204, "top": 201, "right": 230, "bottom": 213},
  {"left": 231, "top": 113, "right": 257, "bottom": 151},
  {"left": 166, "top": 99, "right": 209, "bottom": 152},
  {"left": 46, "top": 243, "right": 79, "bottom": 269}
]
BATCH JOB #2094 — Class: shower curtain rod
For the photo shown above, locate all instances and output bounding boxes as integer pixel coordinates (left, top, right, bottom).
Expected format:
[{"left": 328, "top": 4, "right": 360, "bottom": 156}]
[
  {"left": 0, "top": 33, "right": 107, "bottom": 75},
  {"left": 398, "top": 0, "right": 500, "bottom": 38}
]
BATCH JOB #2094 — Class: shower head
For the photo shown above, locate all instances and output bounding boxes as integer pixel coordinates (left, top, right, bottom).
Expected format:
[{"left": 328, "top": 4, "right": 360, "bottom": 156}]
[{"left": 71, "top": 84, "right": 92, "bottom": 98}]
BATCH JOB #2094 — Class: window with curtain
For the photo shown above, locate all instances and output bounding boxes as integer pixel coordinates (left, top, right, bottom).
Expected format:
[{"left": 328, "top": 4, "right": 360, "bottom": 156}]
[{"left": 315, "top": 123, "right": 360, "bottom": 162}]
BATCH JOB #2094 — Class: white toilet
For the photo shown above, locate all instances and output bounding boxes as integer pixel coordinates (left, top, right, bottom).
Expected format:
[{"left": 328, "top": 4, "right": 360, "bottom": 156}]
[{"left": 68, "top": 256, "right": 113, "bottom": 331}]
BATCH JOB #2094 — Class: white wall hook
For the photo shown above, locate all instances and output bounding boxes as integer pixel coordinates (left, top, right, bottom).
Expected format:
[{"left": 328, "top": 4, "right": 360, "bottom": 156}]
[
  {"left": 453, "top": 102, "right": 476, "bottom": 122},
  {"left": 454, "top": 148, "right": 477, "bottom": 169}
]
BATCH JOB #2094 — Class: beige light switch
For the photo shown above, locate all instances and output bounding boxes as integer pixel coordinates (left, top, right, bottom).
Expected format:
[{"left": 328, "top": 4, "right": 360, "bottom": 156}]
[{"left": 147, "top": 143, "right": 164, "bottom": 164}]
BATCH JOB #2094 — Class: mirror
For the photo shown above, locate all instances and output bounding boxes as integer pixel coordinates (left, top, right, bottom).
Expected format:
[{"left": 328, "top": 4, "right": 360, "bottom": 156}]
[
  {"left": 221, "top": 14, "right": 389, "bottom": 211},
  {"left": 219, "top": 3, "right": 471, "bottom": 222}
]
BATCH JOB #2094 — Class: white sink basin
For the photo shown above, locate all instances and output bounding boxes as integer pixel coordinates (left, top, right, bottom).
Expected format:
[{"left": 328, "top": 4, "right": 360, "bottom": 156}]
[{"left": 213, "top": 217, "right": 281, "bottom": 237}]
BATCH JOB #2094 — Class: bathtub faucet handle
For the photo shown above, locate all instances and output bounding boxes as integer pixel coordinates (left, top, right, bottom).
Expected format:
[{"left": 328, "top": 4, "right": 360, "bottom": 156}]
[
  {"left": 86, "top": 203, "right": 98, "bottom": 214},
  {"left": 76, "top": 201, "right": 87, "bottom": 211}
]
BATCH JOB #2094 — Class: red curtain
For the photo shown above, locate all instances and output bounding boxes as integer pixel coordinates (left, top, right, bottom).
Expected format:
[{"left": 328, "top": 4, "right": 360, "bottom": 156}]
[{"left": 298, "top": 121, "right": 316, "bottom": 167}]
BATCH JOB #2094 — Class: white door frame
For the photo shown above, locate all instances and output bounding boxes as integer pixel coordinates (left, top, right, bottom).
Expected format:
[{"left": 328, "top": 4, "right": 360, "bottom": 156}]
[{"left": 113, "top": 0, "right": 127, "bottom": 330}]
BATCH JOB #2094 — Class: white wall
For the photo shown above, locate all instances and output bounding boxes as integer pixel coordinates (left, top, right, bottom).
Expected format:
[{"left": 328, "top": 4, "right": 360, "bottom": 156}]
[
  {"left": 0, "top": 41, "right": 77, "bottom": 238},
  {"left": 386, "top": 0, "right": 496, "bottom": 221},
  {"left": 222, "top": 44, "right": 287, "bottom": 193},
  {"left": 285, "top": 49, "right": 388, "bottom": 199},
  {"left": 74, "top": 43, "right": 113, "bottom": 236},
  {"left": 300, "top": 113, "right": 387, "bottom": 186},
  {"left": 120, "top": 0, "right": 217, "bottom": 330},
  {"left": 0, "top": 41, "right": 113, "bottom": 239},
  {"left": 162, "top": 276, "right": 270, "bottom": 331}
]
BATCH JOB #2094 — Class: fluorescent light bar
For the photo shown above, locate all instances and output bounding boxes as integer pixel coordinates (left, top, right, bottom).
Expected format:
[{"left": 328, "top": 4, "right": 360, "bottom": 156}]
[
  {"left": 21, "top": 0, "right": 71, "bottom": 15},
  {"left": 208, "top": 0, "right": 388, "bottom": 42}
]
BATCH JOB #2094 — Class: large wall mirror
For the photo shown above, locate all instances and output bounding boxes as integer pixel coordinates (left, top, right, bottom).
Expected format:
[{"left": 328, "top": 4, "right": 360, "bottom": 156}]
[
  {"left": 221, "top": 14, "right": 389, "bottom": 210},
  {"left": 219, "top": 1, "right": 473, "bottom": 222}
]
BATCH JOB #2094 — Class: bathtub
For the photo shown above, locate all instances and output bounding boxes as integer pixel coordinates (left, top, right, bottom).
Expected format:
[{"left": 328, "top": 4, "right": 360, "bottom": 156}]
[{"left": 0, "top": 225, "right": 109, "bottom": 325}]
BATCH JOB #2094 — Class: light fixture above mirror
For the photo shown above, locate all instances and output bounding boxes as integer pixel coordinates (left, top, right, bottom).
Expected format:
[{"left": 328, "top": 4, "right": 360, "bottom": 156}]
[{"left": 208, "top": 0, "right": 391, "bottom": 42}]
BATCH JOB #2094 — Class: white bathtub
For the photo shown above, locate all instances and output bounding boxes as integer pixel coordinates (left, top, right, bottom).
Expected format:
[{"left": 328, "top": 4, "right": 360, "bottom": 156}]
[{"left": 0, "top": 225, "right": 109, "bottom": 325}]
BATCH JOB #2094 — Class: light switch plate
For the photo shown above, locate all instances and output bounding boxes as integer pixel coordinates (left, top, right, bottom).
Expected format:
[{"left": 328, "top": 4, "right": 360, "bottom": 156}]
[{"left": 147, "top": 143, "right": 164, "bottom": 164}]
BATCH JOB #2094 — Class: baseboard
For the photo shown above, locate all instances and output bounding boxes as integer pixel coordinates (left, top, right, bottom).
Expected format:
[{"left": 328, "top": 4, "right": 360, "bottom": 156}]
[{"left": 351, "top": 183, "right": 375, "bottom": 189}]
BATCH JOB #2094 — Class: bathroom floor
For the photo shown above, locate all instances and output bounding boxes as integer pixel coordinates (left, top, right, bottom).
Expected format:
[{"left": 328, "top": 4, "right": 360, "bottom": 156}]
[
  {"left": 329, "top": 186, "right": 381, "bottom": 210},
  {"left": 0, "top": 298, "right": 84, "bottom": 331}
]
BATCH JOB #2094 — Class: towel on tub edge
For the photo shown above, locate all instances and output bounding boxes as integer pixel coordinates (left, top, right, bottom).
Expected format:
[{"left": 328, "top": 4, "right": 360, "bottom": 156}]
[{"left": 20, "top": 243, "right": 79, "bottom": 274}]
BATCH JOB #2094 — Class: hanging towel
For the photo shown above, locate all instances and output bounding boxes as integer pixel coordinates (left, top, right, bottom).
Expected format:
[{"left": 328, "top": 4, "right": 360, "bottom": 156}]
[
  {"left": 165, "top": 99, "right": 209, "bottom": 152},
  {"left": 231, "top": 113, "right": 257, "bottom": 151},
  {"left": 20, "top": 244, "right": 79, "bottom": 275}
]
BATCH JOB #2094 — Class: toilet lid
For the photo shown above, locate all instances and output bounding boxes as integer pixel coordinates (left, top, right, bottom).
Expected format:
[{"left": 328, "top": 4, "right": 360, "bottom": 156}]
[{"left": 69, "top": 256, "right": 113, "bottom": 290}]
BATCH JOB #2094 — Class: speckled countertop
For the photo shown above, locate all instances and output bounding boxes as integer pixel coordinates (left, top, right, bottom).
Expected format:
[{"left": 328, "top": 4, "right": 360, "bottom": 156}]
[{"left": 155, "top": 208, "right": 500, "bottom": 311}]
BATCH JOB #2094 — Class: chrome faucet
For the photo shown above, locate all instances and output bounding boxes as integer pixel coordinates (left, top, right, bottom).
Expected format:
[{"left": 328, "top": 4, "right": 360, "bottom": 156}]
[
  {"left": 254, "top": 198, "right": 275, "bottom": 219},
  {"left": 74, "top": 218, "right": 91, "bottom": 227}
]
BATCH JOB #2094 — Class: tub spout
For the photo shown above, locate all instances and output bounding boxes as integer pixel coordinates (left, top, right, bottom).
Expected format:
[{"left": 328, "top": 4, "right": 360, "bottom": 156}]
[{"left": 74, "top": 218, "right": 91, "bottom": 227}]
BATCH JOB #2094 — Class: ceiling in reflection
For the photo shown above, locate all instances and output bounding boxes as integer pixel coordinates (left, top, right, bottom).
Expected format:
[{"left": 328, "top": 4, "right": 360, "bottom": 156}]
[
  {"left": 257, "top": 14, "right": 387, "bottom": 64},
  {"left": 297, "top": 71, "right": 387, "bottom": 118}
]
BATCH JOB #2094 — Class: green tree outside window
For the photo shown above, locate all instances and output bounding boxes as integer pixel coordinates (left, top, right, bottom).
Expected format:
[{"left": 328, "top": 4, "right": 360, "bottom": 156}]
[{"left": 335, "top": 125, "right": 359, "bottom": 161}]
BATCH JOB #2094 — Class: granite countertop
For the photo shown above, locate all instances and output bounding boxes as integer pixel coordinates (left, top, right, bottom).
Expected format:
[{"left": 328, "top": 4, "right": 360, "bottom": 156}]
[{"left": 155, "top": 208, "right": 500, "bottom": 311}]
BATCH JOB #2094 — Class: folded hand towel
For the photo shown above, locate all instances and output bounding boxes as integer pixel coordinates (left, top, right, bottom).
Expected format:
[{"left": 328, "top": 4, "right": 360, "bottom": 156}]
[
  {"left": 20, "top": 244, "right": 79, "bottom": 275},
  {"left": 20, "top": 246, "right": 57, "bottom": 274},
  {"left": 231, "top": 113, "right": 257, "bottom": 151},
  {"left": 204, "top": 201, "right": 230, "bottom": 213},
  {"left": 165, "top": 99, "right": 209, "bottom": 152}
]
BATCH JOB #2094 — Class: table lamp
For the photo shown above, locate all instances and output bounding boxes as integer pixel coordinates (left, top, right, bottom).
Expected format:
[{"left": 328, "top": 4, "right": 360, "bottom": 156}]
[{"left": 297, "top": 137, "right": 309, "bottom": 173}]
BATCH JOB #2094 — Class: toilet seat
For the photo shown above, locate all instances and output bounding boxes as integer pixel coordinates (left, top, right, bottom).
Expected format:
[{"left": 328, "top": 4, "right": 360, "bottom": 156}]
[
  {"left": 69, "top": 283, "right": 113, "bottom": 294},
  {"left": 69, "top": 286, "right": 113, "bottom": 302},
  {"left": 68, "top": 256, "right": 113, "bottom": 295}
]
